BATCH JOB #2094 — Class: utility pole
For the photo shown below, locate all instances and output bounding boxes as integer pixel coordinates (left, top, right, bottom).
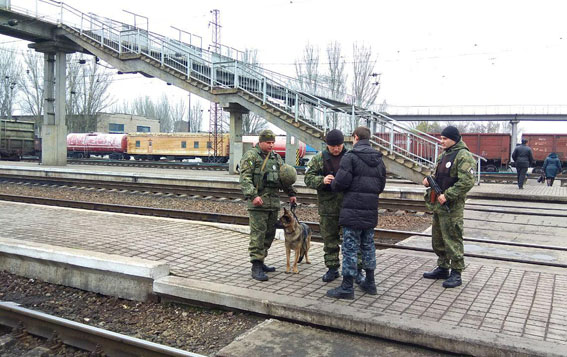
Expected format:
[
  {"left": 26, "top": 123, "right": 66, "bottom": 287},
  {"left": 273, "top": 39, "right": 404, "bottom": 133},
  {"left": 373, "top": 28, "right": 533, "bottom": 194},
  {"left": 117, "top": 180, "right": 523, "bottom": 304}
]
[
  {"left": 208, "top": 9, "right": 223, "bottom": 162},
  {"left": 187, "top": 93, "right": 191, "bottom": 132}
]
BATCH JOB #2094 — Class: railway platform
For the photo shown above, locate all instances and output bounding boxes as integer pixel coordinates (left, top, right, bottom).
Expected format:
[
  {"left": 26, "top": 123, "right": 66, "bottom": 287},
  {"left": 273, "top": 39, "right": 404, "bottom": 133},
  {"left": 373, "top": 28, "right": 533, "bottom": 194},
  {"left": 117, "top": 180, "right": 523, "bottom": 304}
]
[{"left": 1, "top": 195, "right": 566, "bottom": 356}]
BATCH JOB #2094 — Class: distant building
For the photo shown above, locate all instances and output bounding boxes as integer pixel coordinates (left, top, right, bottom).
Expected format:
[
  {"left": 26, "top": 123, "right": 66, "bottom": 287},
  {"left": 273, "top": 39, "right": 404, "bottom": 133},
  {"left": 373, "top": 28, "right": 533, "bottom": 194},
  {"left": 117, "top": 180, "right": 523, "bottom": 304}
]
[
  {"left": 8, "top": 113, "right": 160, "bottom": 135},
  {"left": 95, "top": 113, "right": 159, "bottom": 133}
]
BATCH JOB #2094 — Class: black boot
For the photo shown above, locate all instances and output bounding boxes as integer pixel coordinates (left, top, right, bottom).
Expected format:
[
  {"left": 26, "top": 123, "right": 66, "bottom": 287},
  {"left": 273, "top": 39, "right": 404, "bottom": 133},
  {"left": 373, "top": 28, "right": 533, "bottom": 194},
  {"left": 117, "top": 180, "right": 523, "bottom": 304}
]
[
  {"left": 359, "top": 269, "right": 377, "bottom": 295},
  {"left": 322, "top": 267, "right": 339, "bottom": 282},
  {"left": 443, "top": 271, "right": 462, "bottom": 288},
  {"left": 262, "top": 263, "right": 276, "bottom": 273},
  {"left": 251, "top": 261, "right": 268, "bottom": 281},
  {"left": 326, "top": 276, "right": 354, "bottom": 300},
  {"left": 423, "top": 266, "right": 450, "bottom": 280},
  {"left": 355, "top": 268, "right": 365, "bottom": 285}
]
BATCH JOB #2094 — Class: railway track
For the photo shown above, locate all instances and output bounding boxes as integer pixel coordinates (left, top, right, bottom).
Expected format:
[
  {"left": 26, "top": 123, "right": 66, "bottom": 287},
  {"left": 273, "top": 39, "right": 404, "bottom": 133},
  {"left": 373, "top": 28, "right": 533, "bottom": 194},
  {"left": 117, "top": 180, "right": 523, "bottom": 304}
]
[
  {"left": 1, "top": 193, "right": 565, "bottom": 268},
  {"left": 0, "top": 175, "right": 427, "bottom": 211},
  {"left": 0, "top": 301, "right": 202, "bottom": 356},
  {"left": 24, "top": 158, "right": 309, "bottom": 174}
]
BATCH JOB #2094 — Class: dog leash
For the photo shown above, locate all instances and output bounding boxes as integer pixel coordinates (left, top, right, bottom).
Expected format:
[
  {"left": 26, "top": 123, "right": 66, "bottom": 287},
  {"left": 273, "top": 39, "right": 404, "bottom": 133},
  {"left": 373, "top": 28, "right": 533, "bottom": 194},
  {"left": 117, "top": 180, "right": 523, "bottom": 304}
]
[{"left": 289, "top": 201, "right": 299, "bottom": 222}]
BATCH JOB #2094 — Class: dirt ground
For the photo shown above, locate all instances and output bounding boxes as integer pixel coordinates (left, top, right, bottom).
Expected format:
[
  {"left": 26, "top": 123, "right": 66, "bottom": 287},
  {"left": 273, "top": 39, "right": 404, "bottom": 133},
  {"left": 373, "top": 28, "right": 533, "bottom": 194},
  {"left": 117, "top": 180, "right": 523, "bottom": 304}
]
[{"left": 0, "top": 271, "right": 264, "bottom": 356}]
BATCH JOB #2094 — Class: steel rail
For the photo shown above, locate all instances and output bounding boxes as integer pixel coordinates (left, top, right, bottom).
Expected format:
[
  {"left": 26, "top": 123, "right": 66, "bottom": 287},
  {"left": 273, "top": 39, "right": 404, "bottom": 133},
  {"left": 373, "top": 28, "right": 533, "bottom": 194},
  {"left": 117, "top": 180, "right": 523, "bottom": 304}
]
[
  {"left": 0, "top": 301, "right": 203, "bottom": 357},
  {"left": 0, "top": 175, "right": 427, "bottom": 211}
]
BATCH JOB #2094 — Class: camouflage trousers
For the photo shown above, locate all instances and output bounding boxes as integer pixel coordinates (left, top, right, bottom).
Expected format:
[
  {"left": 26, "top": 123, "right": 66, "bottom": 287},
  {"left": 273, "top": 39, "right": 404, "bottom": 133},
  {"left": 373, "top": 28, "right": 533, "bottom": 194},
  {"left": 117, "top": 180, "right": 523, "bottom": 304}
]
[
  {"left": 341, "top": 227, "right": 376, "bottom": 278},
  {"left": 431, "top": 210, "right": 465, "bottom": 272},
  {"left": 248, "top": 209, "right": 278, "bottom": 263},
  {"left": 320, "top": 215, "right": 341, "bottom": 269}
]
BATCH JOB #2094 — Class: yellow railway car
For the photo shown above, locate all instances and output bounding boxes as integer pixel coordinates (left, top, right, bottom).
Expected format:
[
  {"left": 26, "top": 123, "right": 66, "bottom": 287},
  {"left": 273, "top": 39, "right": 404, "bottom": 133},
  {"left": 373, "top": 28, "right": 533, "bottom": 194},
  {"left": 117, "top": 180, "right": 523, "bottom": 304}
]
[{"left": 126, "top": 133, "right": 230, "bottom": 162}]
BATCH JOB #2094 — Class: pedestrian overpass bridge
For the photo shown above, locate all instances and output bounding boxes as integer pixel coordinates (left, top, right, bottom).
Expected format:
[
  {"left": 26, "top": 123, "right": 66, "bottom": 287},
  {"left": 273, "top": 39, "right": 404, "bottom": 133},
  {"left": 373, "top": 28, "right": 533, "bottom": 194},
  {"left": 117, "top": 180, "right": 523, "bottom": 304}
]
[{"left": 1, "top": 0, "right": 483, "bottom": 183}]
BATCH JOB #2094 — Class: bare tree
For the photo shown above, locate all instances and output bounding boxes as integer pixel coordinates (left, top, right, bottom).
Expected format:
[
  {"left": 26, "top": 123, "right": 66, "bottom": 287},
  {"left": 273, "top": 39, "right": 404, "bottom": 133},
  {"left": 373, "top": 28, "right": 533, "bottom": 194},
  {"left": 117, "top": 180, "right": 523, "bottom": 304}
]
[
  {"left": 65, "top": 55, "right": 115, "bottom": 131},
  {"left": 241, "top": 48, "right": 268, "bottom": 134},
  {"left": 18, "top": 51, "right": 43, "bottom": 128},
  {"left": 325, "top": 41, "right": 347, "bottom": 129},
  {"left": 170, "top": 97, "right": 187, "bottom": 132},
  {"left": 295, "top": 43, "right": 319, "bottom": 121},
  {"left": 351, "top": 43, "right": 380, "bottom": 131},
  {"left": 242, "top": 112, "right": 268, "bottom": 134},
  {"left": 189, "top": 101, "right": 204, "bottom": 132},
  {"left": 0, "top": 48, "right": 21, "bottom": 119}
]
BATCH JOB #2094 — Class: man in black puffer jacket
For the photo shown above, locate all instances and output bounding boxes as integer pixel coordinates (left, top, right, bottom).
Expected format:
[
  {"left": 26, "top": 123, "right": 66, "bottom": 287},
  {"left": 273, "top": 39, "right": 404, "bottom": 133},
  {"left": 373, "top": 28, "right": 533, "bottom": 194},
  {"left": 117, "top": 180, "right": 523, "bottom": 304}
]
[
  {"left": 511, "top": 138, "right": 534, "bottom": 189},
  {"left": 326, "top": 126, "right": 387, "bottom": 300}
]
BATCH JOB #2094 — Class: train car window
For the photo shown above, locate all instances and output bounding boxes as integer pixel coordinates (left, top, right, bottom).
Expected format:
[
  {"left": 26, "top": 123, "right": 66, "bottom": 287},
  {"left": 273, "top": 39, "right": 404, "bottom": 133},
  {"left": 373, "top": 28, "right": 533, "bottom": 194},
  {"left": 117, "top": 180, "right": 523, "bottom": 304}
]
[
  {"left": 135, "top": 141, "right": 140, "bottom": 148},
  {"left": 194, "top": 141, "right": 199, "bottom": 148},
  {"left": 207, "top": 141, "right": 212, "bottom": 149},
  {"left": 181, "top": 141, "right": 187, "bottom": 148}
]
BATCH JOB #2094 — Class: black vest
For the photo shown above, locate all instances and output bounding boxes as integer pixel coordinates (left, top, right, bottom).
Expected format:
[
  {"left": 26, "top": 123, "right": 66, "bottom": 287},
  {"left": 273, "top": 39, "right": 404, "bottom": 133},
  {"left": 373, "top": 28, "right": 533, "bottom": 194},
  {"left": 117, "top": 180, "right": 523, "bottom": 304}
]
[{"left": 435, "top": 150, "right": 459, "bottom": 192}]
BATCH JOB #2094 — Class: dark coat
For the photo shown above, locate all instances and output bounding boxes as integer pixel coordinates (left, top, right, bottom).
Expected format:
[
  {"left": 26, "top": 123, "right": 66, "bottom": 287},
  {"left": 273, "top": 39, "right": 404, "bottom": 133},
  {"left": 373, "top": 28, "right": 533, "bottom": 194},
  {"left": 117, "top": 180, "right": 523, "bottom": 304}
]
[
  {"left": 512, "top": 144, "right": 534, "bottom": 168},
  {"left": 543, "top": 153, "right": 562, "bottom": 178},
  {"left": 331, "top": 139, "right": 386, "bottom": 229}
]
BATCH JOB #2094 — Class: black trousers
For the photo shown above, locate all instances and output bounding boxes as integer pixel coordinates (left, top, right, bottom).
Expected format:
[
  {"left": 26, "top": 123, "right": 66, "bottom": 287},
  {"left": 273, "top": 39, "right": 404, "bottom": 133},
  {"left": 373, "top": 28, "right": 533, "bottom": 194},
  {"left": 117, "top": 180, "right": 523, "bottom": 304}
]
[{"left": 517, "top": 167, "right": 528, "bottom": 188}]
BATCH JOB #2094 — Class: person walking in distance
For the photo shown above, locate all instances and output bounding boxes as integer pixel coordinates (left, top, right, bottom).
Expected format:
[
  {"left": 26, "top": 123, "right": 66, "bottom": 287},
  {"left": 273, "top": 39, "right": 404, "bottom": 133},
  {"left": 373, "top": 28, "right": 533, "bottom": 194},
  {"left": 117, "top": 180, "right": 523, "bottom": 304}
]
[
  {"left": 423, "top": 126, "right": 476, "bottom": 288},
  {"left": 239, "top": 129, "right": 298, "bottom": 281},
  {"left": 511, "top": 138, "right": 534, "bottom": 189},
  {"left": 542, "top": 152, "right": 562, "bottom": 186},
  {"left": 326, "top": 126, "right": 386, "bottom": 299}
]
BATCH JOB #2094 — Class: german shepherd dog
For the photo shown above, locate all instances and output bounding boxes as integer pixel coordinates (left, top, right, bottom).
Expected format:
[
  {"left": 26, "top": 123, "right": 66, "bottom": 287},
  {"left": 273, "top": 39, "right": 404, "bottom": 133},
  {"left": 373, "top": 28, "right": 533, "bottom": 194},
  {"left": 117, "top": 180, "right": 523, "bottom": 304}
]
[{"left": 279, "top": 207, "right": 312, "bottom": 274}]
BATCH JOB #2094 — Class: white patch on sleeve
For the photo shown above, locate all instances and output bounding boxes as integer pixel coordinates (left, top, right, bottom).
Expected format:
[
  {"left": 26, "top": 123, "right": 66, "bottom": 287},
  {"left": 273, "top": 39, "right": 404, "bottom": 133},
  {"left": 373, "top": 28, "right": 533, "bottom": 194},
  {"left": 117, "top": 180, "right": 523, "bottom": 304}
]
[{"left": 445, "top": 162, "right": 452, "bottom": 169}]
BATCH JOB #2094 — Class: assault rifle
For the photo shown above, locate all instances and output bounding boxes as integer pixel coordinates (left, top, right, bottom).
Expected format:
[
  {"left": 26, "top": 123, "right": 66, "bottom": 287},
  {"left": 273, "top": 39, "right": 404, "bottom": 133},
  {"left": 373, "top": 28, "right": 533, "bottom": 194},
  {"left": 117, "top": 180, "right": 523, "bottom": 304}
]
[{"left": 426, "top": 176, "right": 450, "bottom": 212}]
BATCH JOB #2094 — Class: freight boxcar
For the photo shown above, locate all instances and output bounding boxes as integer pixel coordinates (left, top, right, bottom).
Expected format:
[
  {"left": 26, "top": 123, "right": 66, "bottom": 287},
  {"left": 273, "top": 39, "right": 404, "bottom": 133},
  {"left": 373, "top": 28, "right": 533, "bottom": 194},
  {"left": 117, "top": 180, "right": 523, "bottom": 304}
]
[
  {"left": 0, "top": 119, "right": 36, "bottom": 160},
  {"left": 522, "top": 134, "right": 567, "bottom": 171},
  {"left": 460, "top": 133, "right": 510, "bottom": 172},
  {"left": 126, "top": 133, "right": 230, "bottom": 162},
  {"left": 67, "top": 133, "right": 128, "bottom": 159}
]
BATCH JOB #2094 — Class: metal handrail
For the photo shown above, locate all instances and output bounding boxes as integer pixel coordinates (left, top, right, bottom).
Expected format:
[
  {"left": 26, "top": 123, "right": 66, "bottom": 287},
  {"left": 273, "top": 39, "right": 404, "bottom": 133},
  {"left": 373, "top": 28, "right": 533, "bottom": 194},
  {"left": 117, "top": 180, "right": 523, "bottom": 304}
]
[{"left": 9, "top": 0, "right": 486, "bottom": 177}]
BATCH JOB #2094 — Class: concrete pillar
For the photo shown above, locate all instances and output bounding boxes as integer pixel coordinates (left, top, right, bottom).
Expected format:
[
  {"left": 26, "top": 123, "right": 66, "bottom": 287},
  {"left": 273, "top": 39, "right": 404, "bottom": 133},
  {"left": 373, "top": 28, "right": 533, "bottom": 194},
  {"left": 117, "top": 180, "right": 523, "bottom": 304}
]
[
  {"left": 510, "top": 119, "right": 519, "bottom": 163},
  {"left": 41, "top": 52, "right": 67, "bottom": 166},
  {"left": 228, "top": 111, "right": 242, "bottom": 174},
  {"left": 285, "top": 134, "right": 299, "bottom": 166}
]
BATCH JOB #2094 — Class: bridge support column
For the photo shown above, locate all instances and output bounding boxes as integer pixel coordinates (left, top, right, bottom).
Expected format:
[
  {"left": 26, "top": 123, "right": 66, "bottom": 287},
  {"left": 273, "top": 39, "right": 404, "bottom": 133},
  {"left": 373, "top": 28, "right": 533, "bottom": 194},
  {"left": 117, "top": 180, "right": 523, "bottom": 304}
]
[
  {"left": 285, "top": 134, "right": 299, "bottom": 166},
  {"left": 510, "top": 119, "right": 519, "bottom": 163},
  {"left": 224, "top": 103, "right": 249, "bottom": 174},
  {"left": 41, "top": 52, "right": 67, "bottom": 166}
]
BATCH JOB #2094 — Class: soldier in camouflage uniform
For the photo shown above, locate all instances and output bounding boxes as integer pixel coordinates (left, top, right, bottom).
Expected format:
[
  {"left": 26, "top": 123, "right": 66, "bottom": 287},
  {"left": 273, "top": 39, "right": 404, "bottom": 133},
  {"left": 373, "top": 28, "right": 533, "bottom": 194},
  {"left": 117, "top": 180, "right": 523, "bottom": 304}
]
[
  {"left": 305, "top": 129, "right": 364, "bottom": 283},
  {"left": 423, "top": 126, "right": 476, "bottom": 288},
  {"left": 239, "top": 129, "right": 297, "bottom": 281}
]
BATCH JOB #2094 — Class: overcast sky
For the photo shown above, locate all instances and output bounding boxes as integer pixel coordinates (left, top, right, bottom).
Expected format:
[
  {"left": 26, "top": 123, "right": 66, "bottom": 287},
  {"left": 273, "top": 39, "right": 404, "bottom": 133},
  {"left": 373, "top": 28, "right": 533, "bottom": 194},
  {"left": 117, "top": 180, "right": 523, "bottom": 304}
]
[{"left": 6, "top": 0, "right": 567, "bottom": 133}]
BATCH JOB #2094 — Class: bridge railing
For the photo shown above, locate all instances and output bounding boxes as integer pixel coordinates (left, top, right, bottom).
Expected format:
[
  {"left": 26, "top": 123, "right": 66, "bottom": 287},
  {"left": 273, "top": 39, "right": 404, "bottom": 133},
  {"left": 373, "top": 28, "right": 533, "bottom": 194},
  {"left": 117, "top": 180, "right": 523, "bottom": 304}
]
[{"left": 9, "top": 0, "right": 487, "bottom": 178}]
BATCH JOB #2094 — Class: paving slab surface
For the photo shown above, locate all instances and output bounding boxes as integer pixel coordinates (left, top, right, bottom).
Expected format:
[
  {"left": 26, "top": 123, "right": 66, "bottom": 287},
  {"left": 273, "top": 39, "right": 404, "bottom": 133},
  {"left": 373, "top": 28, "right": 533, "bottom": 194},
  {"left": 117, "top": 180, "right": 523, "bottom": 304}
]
[{"left": 1, "top": 201, "right": 566, "bottom": 355}]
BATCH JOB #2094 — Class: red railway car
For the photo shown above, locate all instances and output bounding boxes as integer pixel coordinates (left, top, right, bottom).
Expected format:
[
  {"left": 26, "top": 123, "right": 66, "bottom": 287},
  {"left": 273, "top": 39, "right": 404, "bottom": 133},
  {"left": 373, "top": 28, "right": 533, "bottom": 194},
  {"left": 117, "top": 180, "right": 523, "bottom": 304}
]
[
  {"left": 522, "top": 134, "right": 567, "bottom": 167},
  {"left": 67, "top": 133, "right": 128, "bottom": 159},
  {"left": 429, "top": 133, "right": 511, "bottom": 171},
  {"left": 243, "top": 135, "right": 307, "bottom": 163}
]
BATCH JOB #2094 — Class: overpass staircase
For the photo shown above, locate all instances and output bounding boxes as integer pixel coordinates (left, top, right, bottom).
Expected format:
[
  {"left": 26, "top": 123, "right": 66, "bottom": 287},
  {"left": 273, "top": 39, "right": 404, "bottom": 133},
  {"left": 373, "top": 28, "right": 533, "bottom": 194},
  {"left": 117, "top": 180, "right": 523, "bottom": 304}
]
[{"left": 2, "top": 1, "right": 470, "bottom": 183}]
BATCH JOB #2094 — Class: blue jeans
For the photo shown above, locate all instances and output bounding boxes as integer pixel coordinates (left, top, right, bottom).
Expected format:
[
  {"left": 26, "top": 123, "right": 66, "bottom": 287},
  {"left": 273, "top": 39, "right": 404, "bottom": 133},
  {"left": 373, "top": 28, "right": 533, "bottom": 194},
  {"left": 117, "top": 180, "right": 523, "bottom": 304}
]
[{"left": 341, "top": 227, "right": 376, "bottom": 278}]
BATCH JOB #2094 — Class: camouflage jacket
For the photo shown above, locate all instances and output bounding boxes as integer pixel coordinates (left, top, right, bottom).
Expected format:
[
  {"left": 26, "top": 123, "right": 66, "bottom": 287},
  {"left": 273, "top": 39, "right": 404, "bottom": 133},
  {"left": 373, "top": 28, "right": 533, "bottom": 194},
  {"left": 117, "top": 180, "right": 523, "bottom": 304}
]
[
  {"left": 239, "top": 145, "right": 297, "bottom": 211},
  {"left": 425, "top": 140, "right": 476, "bottom": 213},
  {"left": 304, "top": 149, "right": 345, "bottom": 216}
]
